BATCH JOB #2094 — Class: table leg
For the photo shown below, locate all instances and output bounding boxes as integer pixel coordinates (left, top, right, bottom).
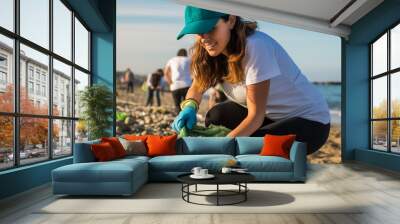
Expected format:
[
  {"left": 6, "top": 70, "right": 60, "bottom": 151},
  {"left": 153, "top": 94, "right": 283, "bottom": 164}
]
[
  {"left": 181, "top": 184, "right": 183, "bottom": 199},
  {"left": 217, "top": 184, "right": 219, "bottom": 206},
  {"left": 187, "top": 184, "right": 190, "bottom": 202},
  {"left": 245, "top": 183, "right": 247, "bottom": 201},
  {"left": 195, "top": 184, "right": 197, "bottom": 192}
]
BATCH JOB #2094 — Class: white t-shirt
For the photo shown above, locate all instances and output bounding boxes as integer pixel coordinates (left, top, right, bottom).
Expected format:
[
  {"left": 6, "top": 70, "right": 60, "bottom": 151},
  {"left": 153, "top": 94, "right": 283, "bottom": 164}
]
[
  {"left": 221, "top": 31, "right": 330, "bottom": 124},
  {"left": 165, "top": 56, "right": 192, "bottom": 91}
]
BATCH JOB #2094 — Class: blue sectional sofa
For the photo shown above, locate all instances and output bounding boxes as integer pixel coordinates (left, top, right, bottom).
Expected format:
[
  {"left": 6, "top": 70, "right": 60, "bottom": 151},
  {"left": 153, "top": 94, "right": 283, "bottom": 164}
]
[{"left": 52, "top": 137, "right": 307, "bottom": 196}]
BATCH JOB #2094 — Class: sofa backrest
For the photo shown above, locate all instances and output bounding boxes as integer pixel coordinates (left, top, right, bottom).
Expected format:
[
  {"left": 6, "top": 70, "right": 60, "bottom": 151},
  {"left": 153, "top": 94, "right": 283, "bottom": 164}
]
[
  {"left": 177, "top": 137, "right": 236, "bottom": 155},
  {"left": 235, "top": 137, "right": 264, "bottom": 155},
  {"left": 73, "top": 139, "right": 100, "bottom": 163},
  {"left": 74, "top": 136, "right": 270, "bottom": 161}
]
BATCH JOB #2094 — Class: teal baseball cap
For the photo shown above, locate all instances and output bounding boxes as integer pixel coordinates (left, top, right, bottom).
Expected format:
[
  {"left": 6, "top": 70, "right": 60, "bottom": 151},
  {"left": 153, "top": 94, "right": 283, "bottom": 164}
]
[{"left": 177, "top": 6, "right": 228, "bottom": 40}]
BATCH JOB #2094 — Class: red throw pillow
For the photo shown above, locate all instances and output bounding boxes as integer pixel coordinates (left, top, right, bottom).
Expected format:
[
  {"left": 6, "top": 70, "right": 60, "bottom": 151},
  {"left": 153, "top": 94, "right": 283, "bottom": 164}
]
[
  {"left": 260, "top": 134, "right": 296, "bottom": 159},
  {"left": 146, "top": 134, "right": 177, "bottom": 157},
  {"left": 91, "top": 142, "right": 118, "bottom": 161},
  {"left": 101, "top": 137, "right": 127, "bottom": 158}
]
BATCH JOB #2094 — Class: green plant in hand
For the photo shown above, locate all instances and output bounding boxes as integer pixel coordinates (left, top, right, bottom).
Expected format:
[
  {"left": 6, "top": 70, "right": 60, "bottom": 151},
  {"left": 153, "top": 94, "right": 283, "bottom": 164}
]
[
  {"left": 116, "top": 112, "right": 127, "bottom": 122},
  {"left": 178, "top": 124, "right": 231, "bottom": 137},
  {"left": 79, "top": 84, "right": 113, "bottom": 140}
]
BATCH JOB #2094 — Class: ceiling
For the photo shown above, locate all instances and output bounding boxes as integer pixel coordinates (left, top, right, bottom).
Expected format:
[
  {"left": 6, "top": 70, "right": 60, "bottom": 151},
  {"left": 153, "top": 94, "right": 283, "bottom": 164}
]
[{"left": 173, "top": 0, "right": 384, "bottom": 38}]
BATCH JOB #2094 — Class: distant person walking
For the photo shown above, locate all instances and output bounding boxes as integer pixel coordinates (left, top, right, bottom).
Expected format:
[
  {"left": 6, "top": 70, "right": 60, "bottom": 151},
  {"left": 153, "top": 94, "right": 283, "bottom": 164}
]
[
  {"left": 164, "top": 49, "right": 192, "bottom": 114},
  {"left": 146, "top": 69, "right": 162, "bottom": 107},
  {"left": 125, "top": 68, "right": 135, "bottom": 93}
]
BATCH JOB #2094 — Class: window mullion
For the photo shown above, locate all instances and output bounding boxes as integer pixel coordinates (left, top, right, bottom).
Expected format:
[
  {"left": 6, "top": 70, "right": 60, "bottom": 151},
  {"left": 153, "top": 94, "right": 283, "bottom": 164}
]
[
  {"left": 49, "top": 0, "right": 54, "bottom": 160},
  {"left": 71, "top": 10, "right": 76, "bottom": 154},
  {"left": 13, "top": 0, "right": 20, "bottom": 167},
  {"left": 370, "top": 45, "right": 373, "bottom": 149},
  {"left": 388, "top": 29, "right": 392, "bottom": 152}
]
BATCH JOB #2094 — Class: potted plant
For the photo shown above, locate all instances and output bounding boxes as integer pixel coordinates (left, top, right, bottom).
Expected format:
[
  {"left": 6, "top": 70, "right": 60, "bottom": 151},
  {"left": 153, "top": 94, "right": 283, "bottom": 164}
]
[{"left": 79, "top": 84, "right": 113, "bottom": 140}]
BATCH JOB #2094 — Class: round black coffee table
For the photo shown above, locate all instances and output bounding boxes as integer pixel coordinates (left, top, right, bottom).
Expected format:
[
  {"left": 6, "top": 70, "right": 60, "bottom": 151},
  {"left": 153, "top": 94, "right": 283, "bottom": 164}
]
[{"left": 177, "top": 173, "right": 255, "bottom": 206}]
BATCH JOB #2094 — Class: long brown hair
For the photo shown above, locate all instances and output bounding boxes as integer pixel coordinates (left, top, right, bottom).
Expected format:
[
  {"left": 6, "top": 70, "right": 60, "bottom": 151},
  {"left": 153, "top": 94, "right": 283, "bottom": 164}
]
[{"left": 190, "top": 16, "right": 257, "bottom": 92}]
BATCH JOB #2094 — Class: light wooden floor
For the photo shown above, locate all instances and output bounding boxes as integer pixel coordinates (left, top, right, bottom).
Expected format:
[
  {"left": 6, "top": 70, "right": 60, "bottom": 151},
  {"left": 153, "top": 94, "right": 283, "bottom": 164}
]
[{"left": 1, "top": 162, "right": 400, "bottom": 224}]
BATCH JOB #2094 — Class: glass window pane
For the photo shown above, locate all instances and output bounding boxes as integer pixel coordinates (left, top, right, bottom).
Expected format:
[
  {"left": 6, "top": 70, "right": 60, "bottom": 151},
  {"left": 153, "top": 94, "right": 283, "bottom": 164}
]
[
  {"left": 372, "top": 77, "right": 387, "bottom": 119},
  {"left": 53, "top": 119, "right": 72, "bottom": 157},
  {"left": 391, "top": 72, "right": 400, "bottom": 118},
  {"left": 372, "top": 33, "right": 387, "bottom": 76},
  {"left": 74, "top": 69, "right": 89, "bottom": 118},
  {"left": 20, "top": 44, "right": 49, "bottom": 115},
  {"left": 20, "top": 117, "right": 49, "bottom": 165},
  {"left": 0, "top": 116, "right": 14, "bottom": 170},
  {"left": 392, "top": 24, "right": 400, "bottom": 70},
  {"left": 75, "top": 120, "right": 88, "bottom": 143},
  {"left": 53, "top": 0, "right": 72, "bottom": 60},
  {"left": 20, "top": 0, "right": 49, "bottom": 49},
  {"left": 74, "top": 18, "right": 89, "bottom": 70},
  {"left": 0, "top": 0, "right": 14, "bottom": 31},
  {"left": 0, "top": 35, "right": 14, "bottom": 112},
  {"left": 372, "top": 121, "right": 388, "bottom": 151},
  {"left": 53, "top": 59, "right": 72, "bottom": 117},
  {"left": 391, "top": 120, "right": 400, "bottom": 153}
]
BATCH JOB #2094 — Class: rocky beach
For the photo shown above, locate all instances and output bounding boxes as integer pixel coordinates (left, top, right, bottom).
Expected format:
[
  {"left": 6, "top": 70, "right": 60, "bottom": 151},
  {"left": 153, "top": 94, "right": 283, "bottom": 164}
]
[{"left": 116, "top": 82, "right": 341, "bottom": 164}]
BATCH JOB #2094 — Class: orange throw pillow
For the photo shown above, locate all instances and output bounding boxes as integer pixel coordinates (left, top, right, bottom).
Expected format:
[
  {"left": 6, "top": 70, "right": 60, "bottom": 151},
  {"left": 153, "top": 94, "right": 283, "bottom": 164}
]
[
  {"left": 146, "top": 134, "right": 177, "bottom": 157},
  {"left": 91, "top": 142, "right": 117, "bottom": 161},
  {"left": 101, "top": 137, "right": 127, "bottom": 158},
  {"left": 260, "top": 134, "right": 296, "bottom": 159}
]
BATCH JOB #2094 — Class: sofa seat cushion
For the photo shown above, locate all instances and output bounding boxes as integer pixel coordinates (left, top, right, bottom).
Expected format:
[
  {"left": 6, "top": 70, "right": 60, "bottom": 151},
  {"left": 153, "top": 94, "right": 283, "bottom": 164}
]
[
  {"left": 236, "top": 155, "right": 293, "bottom": 172},
  {"left": 149, "top": 154, "right": 235, "bottom": 172},
  {"left": 52, "top": 159, "right": 147, "bottom": 183}
]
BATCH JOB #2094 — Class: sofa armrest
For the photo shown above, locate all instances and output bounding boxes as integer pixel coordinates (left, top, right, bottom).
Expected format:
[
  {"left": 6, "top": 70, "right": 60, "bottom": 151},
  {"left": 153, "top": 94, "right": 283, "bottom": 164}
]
[
  {"left": 73, "top": 140, "right": 100, "bottom": 163},
  {"left": 289, "top": 141, "right": 307, "bottom": 182}
]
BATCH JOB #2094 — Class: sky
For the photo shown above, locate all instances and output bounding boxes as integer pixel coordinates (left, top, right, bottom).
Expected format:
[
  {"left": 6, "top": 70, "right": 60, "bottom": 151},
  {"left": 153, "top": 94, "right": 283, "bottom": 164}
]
[{"left": 117, "top": 0, "right": 342, "bottom": 82}]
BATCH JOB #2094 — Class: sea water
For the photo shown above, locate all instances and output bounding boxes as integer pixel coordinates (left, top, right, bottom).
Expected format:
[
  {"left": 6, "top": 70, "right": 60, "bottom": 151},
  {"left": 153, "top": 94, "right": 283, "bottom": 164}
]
[{"left": 315, "top": 84, "right": 341, "bottom": 124}]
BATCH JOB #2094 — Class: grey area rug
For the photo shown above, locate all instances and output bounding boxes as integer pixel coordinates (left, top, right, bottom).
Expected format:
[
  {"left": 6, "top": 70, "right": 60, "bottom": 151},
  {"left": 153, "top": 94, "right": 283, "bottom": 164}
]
[{"left": 36, "top": 183, "right": 362, "bottom": 214}]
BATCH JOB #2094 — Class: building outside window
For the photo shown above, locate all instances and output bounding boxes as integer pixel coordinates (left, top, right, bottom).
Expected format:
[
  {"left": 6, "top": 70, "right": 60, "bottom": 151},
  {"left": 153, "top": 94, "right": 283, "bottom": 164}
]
[
  {"left": 0, "top": 71, "right": 6, "bottom": 85},
  {"left": 35, "top": 69, "right": 40, "bottom": 81},
  {"left": 41, "top": 73, "right": 46, "bottom": 83},
  {"left": 0, "top": 54, "right": 7, "bottom": 90},
  {"left": 28, "top": 66, "right": 34, "bottom": 80},
  {"left": 28, "top": 81, "right": 34, "bottom": 94},
  {"left": 42, "top": 85, "right": 46, "bottom": 97},
  {"left": 0, "top": 71, "right": 7, "bottom": 92},
  {"left": 35, "top": 83, "right": 40, "bottom": 95}
]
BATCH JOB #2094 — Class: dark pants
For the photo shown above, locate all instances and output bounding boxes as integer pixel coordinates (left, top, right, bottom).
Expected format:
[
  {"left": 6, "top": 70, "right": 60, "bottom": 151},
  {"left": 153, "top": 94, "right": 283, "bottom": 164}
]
[
  {"left": 171, "top": 87, "right": 190, "bottom": 114},
  {"left": 146, "top": 88, "right": 161, "bottom": 106},
  {"left": 205, "top": 101, "right": 330, "bottom": 154},
  {"left": 127, "top": 81, "right": 134, "bottom": 93}
]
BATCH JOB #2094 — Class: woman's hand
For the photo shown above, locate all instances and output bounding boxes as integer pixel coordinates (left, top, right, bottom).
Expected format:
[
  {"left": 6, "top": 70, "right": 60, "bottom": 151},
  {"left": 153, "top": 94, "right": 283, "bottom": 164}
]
[
  {"left": 228, "top": 80, "right": 270, "bottom": 137},
  {"left": 171, "top": 78, "right": 204, "bottom": 132},
  {"left": 171, "top": 106, "right": 197, "bottom": 132}
]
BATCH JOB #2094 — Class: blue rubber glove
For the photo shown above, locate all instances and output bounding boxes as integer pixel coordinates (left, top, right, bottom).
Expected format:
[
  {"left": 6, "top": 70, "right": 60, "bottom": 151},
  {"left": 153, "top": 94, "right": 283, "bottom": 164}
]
[{"left": 171, "top": 106, "right": 197, "bottom": 133}]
